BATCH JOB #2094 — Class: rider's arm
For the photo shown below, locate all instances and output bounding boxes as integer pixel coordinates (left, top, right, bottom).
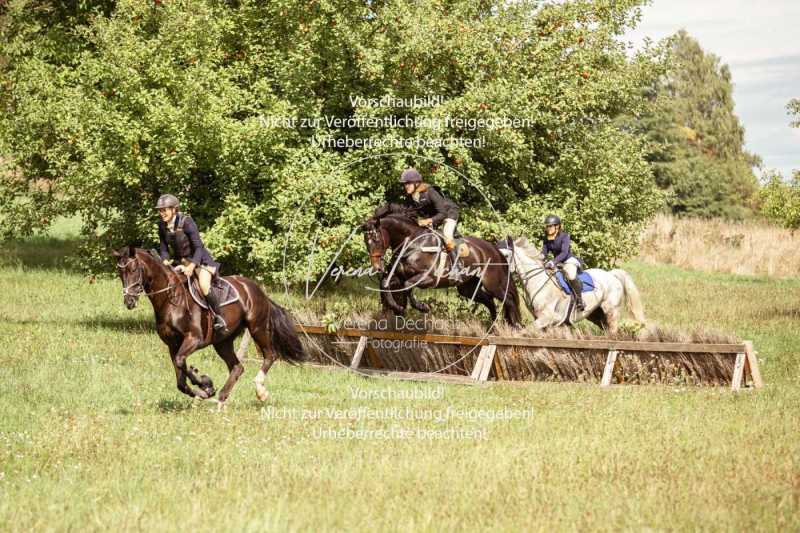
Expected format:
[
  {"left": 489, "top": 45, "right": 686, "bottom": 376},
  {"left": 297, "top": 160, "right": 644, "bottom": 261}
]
[
  {"left": 183, "top": 217, "right": 205, "bottom": 266},
  {"left": 553, "top": 233, "right": 571, "bottom": 264},
  {"left": 158, "top": 222, "right": 170, "bottom": 261},
  {"left": 428, "top": 188, "right": 459, "bottom": 225}
]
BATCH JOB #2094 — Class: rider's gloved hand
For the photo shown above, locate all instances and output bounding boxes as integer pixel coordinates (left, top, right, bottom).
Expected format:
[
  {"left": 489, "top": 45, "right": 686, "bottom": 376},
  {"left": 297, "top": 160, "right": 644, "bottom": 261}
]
[
  {"left": 545, "top": 260, "right": 555, "bottom": 270},
  {"left": 175, "top": 264, "right": 195, "bottom": 276},
  {"left": 162, "top": 259, "right": 172, "bottom": 266}
]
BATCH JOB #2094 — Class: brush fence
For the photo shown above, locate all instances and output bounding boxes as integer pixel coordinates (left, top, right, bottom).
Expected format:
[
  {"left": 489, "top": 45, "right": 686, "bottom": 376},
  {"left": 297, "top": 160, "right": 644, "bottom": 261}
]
[{"left": 236, "top": 326, "right": 762, "bottom": 390}]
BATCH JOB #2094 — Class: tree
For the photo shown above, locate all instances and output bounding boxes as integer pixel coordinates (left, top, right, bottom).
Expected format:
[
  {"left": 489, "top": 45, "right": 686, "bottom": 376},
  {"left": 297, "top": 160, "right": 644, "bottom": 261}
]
[
  {"left": 759, "top": 100, "right": 800, "bottom": 229},
  {"left": 624, "top": 30, "right": 759, "bottom": 219},
  {"left": 0, "top": 0, "right": 665, "bottom": 278}
]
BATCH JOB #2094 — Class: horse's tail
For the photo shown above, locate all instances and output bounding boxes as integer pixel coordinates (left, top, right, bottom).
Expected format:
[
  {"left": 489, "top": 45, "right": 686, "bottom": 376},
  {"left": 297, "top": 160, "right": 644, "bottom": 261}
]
[
  {"left": 610, "top": 269, "right": 646, "bottom": 323},
  {"left": 267, "top": 299, "right": 307, "bottom": 364}
]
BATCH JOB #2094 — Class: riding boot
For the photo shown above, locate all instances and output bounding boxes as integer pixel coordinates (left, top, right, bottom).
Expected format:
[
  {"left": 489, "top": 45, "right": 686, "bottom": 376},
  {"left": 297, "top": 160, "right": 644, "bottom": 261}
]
[
  {"left": 447, "top": 244, "right": 462, "bottom": 281},
  {"left": 205, "top": 291, "right": 228, "bottom": 332},
  {"left": 568, "top": 277, "right": 585, "bottom": 311}
]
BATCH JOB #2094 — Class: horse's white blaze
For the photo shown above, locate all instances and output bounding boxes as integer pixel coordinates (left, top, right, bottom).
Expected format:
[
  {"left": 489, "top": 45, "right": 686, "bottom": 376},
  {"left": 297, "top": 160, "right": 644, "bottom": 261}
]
[{"left": 508, "top": 237, "right": 645, "bottom": 333}]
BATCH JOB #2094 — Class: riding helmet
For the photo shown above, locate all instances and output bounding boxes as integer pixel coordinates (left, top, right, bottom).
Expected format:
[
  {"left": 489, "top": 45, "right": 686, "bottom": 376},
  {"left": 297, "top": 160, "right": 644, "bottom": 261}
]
[
  {"left": 399, "top": 168, "right": 422, "bottom": 183},
  {"left": 544, "top": 214, "right": 561, "bottom": 226},
  {"left": 154, "top": 194, "right": 179, "bottom": 209}
]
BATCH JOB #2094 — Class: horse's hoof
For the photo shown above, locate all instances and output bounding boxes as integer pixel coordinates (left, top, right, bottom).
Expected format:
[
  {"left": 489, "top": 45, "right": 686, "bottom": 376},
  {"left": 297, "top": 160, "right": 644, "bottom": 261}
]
[
  {"left": 414, "top": 303, "right": 430, "bottom": 313},
  {"left": 256, "top": 387, "right": 269, "bottom": 402}
]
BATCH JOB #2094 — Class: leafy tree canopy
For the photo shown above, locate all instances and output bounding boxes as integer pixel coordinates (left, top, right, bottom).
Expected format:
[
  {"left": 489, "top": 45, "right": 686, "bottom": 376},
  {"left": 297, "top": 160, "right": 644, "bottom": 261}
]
[{"left": 1, "top": 0, "right": 666, "bottom": 279}]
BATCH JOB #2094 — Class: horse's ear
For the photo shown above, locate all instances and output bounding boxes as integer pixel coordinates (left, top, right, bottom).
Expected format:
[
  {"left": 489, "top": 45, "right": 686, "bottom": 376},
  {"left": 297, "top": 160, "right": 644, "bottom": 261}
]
[
  {"left": 110, "top": 248, "right": 121, "bottom": 258},
  {"left": 128, "top": 244, "right": 136, "bottom": 257}
]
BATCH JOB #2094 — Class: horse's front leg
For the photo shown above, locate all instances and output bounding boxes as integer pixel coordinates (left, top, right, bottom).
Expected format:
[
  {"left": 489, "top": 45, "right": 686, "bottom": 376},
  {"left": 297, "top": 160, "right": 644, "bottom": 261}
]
[
  {"left": 169, "top": 338, "right": 211, "bottom": 399},
  {"left": 380, "top": 274, "right": 407, "bottom": 314},
  {"left": 408, "top": 290, "right": 430, "bottom": 313}
]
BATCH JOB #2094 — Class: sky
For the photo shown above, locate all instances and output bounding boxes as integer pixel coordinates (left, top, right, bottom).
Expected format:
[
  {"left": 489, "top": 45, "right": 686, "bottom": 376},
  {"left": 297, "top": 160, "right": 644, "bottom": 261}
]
[{"left": 624, "top": 0, "right": 800, "bottom": 179}]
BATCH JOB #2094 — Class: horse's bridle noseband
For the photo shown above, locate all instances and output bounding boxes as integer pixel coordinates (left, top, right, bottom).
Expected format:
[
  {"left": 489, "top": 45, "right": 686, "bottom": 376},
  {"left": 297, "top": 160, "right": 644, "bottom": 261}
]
[
  {"left": 117, "top": 257, "right": 174, "bottom": 297},
  {"left": 366, "top": 225, "right": 389, "bottom": 259}
]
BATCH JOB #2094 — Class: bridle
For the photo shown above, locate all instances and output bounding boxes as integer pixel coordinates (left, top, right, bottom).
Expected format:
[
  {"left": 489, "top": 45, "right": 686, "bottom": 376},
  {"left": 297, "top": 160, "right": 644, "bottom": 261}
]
[
  {"left": 505, "top": 244, "right": 561, "bottom": 302},
  {"left": 117, "top": 257, "right": 174, "bottom": 297},
  {"left": 366, "top": 224, "right": 389, "bottom": 260}
]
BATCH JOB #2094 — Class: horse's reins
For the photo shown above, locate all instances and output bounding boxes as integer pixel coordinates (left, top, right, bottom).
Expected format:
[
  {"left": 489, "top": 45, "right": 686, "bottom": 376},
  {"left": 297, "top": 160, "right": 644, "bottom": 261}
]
[
  {"left": 507, "top": 247, "right": 562, "bottom": 302},
  {"left": 117, "top": 257, "right": 175, "bottom": 297}
]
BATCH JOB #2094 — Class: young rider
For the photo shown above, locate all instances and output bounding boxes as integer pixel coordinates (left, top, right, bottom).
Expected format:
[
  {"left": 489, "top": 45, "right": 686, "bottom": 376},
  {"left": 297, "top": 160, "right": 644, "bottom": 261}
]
[
  {"left": 399, "top": 168, "right": 462, "bottom": 279},
  {"left": 155, "top": 194, "right": 228, "bottom": 332},
  {"left": 541, "top": 214, "right": 585, "bottom": 311}
]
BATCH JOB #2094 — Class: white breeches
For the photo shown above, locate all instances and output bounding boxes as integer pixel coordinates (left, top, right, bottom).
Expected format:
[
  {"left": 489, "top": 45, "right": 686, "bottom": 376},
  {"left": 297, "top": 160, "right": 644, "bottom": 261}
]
[
  {"left": 562, "top": 257, "right": 581, "bottom": 280},
  {"left": 442, "top": 218, "right": 457, "bottom": 245}
]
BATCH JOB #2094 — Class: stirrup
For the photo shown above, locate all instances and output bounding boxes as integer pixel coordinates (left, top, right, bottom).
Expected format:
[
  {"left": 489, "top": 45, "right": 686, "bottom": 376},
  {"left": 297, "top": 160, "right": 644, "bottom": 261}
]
[{"left": 212, "top": 314, "right": 228, "bottom": 331}]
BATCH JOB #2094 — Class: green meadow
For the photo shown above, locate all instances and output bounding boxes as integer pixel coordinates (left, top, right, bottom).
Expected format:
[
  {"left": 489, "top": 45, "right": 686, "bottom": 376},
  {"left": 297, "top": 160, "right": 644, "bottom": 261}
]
[{"left": 0, "top": 220, "right": 798, "bottom": 531}]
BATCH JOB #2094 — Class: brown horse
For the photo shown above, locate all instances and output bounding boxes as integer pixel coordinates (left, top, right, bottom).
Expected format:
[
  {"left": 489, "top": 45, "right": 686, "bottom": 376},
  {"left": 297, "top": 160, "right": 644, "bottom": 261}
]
[
  {"left": 361, "top": 205, "right": 521, "bottom": 327},
  {"left": 112, "top": 245, "right": 305, "bottom": 406}
]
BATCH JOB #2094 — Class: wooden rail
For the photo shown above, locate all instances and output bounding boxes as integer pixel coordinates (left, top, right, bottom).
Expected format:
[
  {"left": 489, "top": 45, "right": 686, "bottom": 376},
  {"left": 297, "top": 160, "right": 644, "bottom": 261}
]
[{"left": 236, "top": 325, "right": 763, "bottom": 390}]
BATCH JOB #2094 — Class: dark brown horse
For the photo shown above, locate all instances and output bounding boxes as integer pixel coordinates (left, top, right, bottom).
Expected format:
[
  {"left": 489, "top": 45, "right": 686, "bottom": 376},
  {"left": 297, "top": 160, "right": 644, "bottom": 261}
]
[
  {"left": 112, "top": 245, "right": 305, "bottom": 407},
  {"left": 361, "top": 205, "right": 521, "bottom": 326}
]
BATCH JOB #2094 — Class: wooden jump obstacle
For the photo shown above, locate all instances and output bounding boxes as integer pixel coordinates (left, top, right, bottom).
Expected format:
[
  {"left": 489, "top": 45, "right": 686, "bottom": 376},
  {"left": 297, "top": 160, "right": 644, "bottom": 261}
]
[{"left": 236, "top": 325, "right": 763, "bottom": 390}]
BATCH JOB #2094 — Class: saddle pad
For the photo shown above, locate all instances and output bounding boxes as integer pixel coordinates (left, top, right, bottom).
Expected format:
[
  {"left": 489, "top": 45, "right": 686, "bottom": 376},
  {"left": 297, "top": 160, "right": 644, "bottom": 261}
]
[
  {"left": 188, "top": 276, "right": 241, "bottom": 309},
  {"left": 419, "top": 237, "right": 469, "bottom": 255},
  {"left": 555, "top": 271, "right": 595, "bottom": 294}
]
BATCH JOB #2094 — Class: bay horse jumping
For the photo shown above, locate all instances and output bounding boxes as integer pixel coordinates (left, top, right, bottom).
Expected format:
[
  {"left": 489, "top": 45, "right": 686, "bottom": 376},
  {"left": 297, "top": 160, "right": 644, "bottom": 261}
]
[
  {"left": 361, "top": 205, "right": 521, "bottom": 327},
  {"left": 112, "top": 245, "right": 305, "bottom": 407}
]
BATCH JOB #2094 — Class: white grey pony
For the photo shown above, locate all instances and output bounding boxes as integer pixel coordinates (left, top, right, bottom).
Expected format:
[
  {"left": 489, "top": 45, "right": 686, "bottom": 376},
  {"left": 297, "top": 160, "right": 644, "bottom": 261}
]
[{"left": 497, "top": 237, "right": 646, "bottom": 333}]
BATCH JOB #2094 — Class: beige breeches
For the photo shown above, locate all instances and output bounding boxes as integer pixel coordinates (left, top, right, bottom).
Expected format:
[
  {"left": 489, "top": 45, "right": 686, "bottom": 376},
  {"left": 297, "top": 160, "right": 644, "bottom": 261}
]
[{"left": 181, "top": 258, "right": 216, "bottom": 295}]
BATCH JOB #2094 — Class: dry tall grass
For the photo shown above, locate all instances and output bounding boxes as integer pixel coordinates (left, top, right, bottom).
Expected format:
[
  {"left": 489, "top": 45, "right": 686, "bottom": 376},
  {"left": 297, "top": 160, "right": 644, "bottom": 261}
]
[{"left": 638, "top": 213, "right": 800, "bottom": 278}]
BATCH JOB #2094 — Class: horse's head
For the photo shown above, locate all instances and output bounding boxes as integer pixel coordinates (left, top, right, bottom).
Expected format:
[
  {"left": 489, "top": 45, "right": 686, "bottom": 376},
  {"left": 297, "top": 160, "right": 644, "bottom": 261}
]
[
  {"left": 496, "top": 236, "right": 543, "bottom": 274},
  {"left": 496, "top": 236, "right": 518, "bottom": 272},
  {"left": 360, "top": 218, "right": 388, "bottom": 273},
  {"left": 112, "top": 245, "right": 145, "bottom": 309}
]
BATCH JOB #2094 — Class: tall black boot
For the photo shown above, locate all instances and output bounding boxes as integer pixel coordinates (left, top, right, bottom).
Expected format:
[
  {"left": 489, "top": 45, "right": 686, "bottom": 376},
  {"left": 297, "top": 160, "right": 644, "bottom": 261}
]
[
  {"left": 568, "top": 277, "right": 585, "bottom": 311},
  {"left": 205, "top": 291, "right": 228, "bottom": 332},
  {"left": 447, "top": 245, "right": 462, "bottom": 281}
]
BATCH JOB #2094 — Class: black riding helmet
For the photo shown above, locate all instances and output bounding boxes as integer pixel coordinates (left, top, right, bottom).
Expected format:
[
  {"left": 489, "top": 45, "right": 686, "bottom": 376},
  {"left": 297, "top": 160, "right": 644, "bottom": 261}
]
[{"left": 544, "top": 214, "right": 561, "bottom": 226}]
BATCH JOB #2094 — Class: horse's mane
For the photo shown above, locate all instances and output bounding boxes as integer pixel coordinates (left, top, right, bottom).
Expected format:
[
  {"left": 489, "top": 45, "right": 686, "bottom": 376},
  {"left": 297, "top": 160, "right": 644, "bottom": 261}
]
[
  {"left": 370, "top": 203, "right": 417, "bottom": 224},
  {"left": 513, "top": 237, "right": 543, "bottom": 263}
]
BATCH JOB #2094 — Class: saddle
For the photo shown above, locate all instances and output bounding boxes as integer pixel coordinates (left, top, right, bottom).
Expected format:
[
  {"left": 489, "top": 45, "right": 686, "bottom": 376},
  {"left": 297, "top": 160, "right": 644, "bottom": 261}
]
[
  {"left": 187, "top": 276, "right": 241, "bottom": 309},
  {"left": 419, "top": 236, "right": 470, "bottom": 279},
  {"left": 555, "top": 271, "right": 595, "bottom": 294}
]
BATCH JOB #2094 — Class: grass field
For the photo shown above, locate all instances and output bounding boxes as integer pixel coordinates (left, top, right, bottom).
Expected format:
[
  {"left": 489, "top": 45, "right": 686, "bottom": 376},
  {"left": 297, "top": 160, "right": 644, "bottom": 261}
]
[{"left": 1, "top": 220, "right": 799, "bottom": 531}]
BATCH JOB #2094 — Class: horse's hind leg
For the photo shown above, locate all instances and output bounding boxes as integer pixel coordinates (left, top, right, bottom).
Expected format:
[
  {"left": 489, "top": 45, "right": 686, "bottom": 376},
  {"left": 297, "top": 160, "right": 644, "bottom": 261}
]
[
  {"left": 213, "top": 338, "right": 245, "bottom": 405},
  {"left": 249, "top": 327, "right": 278, "bottom": 402}
]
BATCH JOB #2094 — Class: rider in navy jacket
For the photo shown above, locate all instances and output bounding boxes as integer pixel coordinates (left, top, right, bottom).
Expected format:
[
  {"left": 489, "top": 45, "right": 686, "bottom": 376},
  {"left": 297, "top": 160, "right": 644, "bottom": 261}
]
[{"left": 540, "top": 215, "right": 585, "bottom": 310}]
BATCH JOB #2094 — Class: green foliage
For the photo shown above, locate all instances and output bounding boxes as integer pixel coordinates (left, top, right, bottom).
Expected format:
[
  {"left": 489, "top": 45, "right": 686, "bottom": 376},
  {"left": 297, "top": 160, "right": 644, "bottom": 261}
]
[
  {"left": 624, "top": 30, "right": 759, "bottom": 219},
  {"left": 759, "top": 171, "right": 800, "bottom": 230},
  {"left": 759, "top": 101, "right": 800, "bottom": 229},
  {"left": 1, "top": 0, "right": 665, "bottom": 277}
]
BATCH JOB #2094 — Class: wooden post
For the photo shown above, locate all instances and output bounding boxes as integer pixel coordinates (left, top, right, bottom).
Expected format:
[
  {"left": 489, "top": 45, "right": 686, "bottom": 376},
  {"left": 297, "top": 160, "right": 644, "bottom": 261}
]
[
  {"left": 744, "top": 341, "right": 763, "bottom": 389},
  {"left": 731, "top": 351, "right": 746, "bottom": 391},
  {"left": 235, "top": 330, "right": 252, "bottom": 363},
  {"left": 350, "top": 336, "right": 369, "bottom": 369},
  {"left": 470, "top": 344, "right": 497, "bottom": 382},
  {"left": 600, "top": 349, "right": 618, "bottom": 387}
]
